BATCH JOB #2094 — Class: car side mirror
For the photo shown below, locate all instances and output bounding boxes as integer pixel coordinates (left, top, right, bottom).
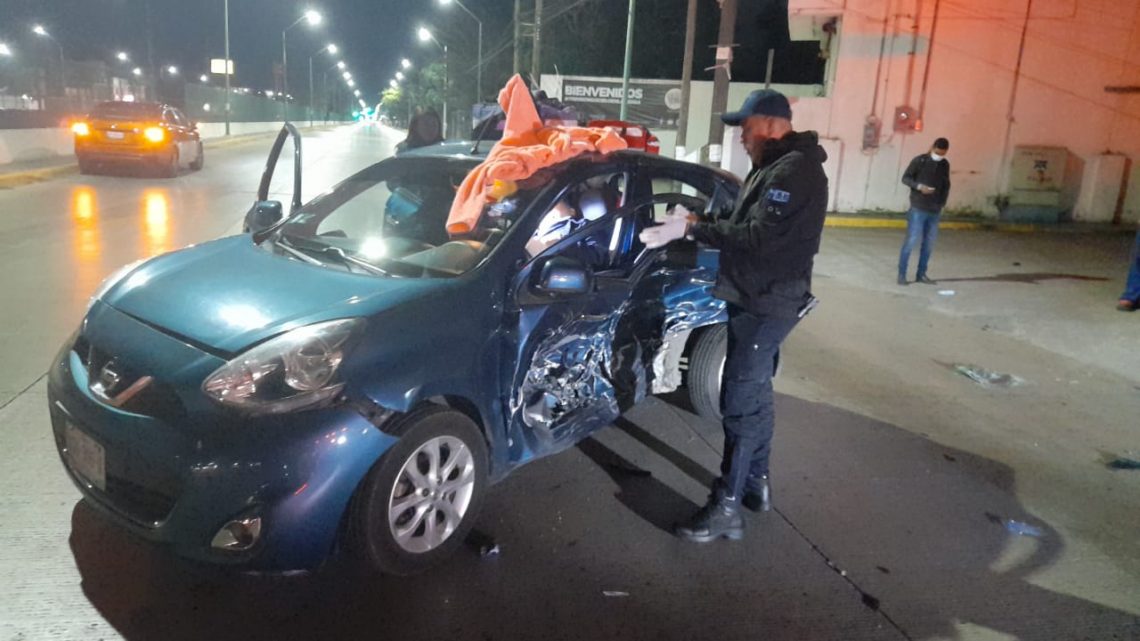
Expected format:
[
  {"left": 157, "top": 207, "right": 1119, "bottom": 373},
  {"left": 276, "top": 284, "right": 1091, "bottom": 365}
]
[
  {"left": 534, "top": 257, "right": 593, "bottom": 296},
  {"left": 244, "top": 200, "right": 283, "bottom": 234}
]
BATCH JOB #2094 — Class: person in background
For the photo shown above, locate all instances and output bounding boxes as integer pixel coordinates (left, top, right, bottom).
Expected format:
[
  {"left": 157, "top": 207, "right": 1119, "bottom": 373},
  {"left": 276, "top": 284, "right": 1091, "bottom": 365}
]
[
  {"left": 898, "top": 137, "right": 951, "bottom": 285},
  {"left": 402, "top": 108, "right": 443, "bottom": 150},
  {"left": 1117, "top": 230, "right": 1140, "bottom": 312}
]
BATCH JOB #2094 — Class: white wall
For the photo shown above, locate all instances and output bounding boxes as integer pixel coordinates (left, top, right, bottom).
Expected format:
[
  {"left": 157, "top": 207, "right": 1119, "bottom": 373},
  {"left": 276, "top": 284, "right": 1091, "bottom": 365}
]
[
  {"left": 0, "top": 128, "right": 74, "bottom": 165},
  {"left": 786, "top": 0, "right": 1140, "bottom": 219},
  {"left": 546, "top": 0, "right": 1140, "bottom": 220}
]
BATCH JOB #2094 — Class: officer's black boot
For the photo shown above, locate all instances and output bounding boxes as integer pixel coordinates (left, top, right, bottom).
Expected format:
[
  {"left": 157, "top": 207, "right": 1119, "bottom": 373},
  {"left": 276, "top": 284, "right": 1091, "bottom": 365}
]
[
  {"left": 675, "top": 493, "right": 744, "bottom": 543},
  {"left": 742, "top": 475, "right": 771, "bottom": 512}
]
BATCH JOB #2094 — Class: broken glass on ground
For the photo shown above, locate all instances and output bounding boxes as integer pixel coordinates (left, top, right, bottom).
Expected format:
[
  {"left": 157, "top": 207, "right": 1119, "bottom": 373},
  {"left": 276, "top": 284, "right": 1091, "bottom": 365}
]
[
  {"left": 1107, "top": 457, "right": 1140, "bottom": 471},
  {"left": 954, "top": 364, "right": 1026, "bottom": 388}
]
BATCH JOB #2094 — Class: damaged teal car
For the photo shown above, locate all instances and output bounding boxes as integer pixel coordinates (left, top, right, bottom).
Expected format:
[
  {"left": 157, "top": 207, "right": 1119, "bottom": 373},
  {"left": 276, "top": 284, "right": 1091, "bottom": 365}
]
[{"left": 48, "top": 125, "right": 739, "bottom": 574}]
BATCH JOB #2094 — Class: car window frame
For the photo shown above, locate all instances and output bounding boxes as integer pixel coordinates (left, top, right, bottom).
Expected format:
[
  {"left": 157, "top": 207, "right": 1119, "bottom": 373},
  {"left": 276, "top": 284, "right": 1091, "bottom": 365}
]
[{"left": 522, "top": 167, "right": 632, "bottom": 267}]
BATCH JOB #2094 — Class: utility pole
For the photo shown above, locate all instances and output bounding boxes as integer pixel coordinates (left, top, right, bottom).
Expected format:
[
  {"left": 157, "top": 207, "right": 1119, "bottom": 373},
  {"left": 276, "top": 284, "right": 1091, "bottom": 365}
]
[
  {"left": 224, "top": 0, "right": 231, "bottom": 135},
  {"left": 531, "top": 0, "right": 542, "bottom": 83},
  {"left": 513, "top": 0, "right": 522, "bottom": 75},
  {"left": 618, "top": 0, "right": 636, "bottom": 120},
  {"left": 676, "top": 0, "right": 697, "bottom": 157},
  {"left": 144, "top": 0, "right": 157, "bottom": 100},
  {"left": 708, "top": 0, "right": 738, "bottom": 163}
]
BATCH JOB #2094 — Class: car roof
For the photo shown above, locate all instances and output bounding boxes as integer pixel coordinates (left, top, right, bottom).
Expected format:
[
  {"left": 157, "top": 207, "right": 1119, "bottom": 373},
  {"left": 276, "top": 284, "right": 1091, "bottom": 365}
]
[{"left": 398, "top": 141, "right": 739, "bottom": 183}]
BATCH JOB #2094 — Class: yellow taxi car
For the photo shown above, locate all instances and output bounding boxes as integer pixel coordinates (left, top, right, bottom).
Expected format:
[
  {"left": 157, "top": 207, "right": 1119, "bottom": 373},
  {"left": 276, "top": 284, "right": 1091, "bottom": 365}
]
[{"left": 72, "top": 101, "right": 204, "bottom": 177}]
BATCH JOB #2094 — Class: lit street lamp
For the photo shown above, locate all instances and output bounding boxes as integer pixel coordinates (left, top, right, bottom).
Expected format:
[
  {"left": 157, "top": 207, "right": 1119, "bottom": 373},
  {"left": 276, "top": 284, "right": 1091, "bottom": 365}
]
[
  {"left": 395, "top": 71, "right": 404, "bottom": 81},
  {"left": 389, "top": 79, "right": 398, "bottom": 89},
  {"left": 282, "top": 9, "right": 322, "bottom": 120},
  {"left": 337, "top": 60, "right": 346, "bottom": 70},
  {"left": 166, "top": 65, "right": 178, "bottom": 75},
  {"left": 401, "top": 58, "right": 412, "bottom": 69},
  {"left": 342, "top": 71, "right": 351, "bottom": 80},
  {"left": 116, "top": 51, "right": 129, "bottom": 62},
  {"left": 353, "top": 89, "right": 361, "bottom": 97},
  {"left": 438, "top": 0, "right": 483, "bottom": 102},
  {"left": 200, "top": 74, "right": 209, "bottom": 83},
  {"left": 132, "top": 67, "right": 142, "bottom": 76},
  {"left": 0, "top": 43, "right": 12, "bottom": 57},
  {"left": 31, "top": 24, "right": 66, "bottom": 98}
]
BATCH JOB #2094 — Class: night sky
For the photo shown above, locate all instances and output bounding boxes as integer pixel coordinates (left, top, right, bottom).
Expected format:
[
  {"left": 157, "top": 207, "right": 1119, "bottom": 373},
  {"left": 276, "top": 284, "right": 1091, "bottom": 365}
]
[
  {"left": 0, "top": 0, "right": 464, "bottom": 101},
  {"left": 0, "top": 1, "right": 809, "bottom": 104}
]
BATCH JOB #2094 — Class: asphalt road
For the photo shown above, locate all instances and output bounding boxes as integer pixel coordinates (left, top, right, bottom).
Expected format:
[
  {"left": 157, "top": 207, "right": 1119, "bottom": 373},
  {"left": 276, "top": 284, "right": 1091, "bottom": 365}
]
[{"left": 0, "top": 124, "right": 1137, "bottom": 641}]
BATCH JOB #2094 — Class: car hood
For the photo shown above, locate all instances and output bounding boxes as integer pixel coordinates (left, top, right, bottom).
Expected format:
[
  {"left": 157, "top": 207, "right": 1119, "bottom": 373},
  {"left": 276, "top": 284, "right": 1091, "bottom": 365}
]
[{"left": 102, "top": 235, "right": 443, "bottom": 354}]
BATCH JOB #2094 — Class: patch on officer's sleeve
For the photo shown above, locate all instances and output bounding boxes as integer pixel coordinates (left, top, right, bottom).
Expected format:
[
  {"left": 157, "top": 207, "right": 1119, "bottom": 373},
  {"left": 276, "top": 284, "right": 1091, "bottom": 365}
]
[{"left": 766, "top": 189, "right": 791, "bottom": 203}]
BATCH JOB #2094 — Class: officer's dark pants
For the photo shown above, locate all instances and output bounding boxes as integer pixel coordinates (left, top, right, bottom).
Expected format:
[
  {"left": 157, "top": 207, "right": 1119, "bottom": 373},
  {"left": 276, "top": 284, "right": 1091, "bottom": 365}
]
[{"left": 718, "top": 304, "right": 800, "bottom": 503}]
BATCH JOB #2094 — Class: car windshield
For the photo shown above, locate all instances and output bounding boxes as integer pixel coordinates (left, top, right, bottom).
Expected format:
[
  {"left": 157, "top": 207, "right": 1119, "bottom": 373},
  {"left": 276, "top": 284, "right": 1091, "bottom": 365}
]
[
  {"left": 269, "top": 157, "right": 549, "bottom": 278},
  {"left": 90, "top": 102, "right": 162, "bottom": 120}
]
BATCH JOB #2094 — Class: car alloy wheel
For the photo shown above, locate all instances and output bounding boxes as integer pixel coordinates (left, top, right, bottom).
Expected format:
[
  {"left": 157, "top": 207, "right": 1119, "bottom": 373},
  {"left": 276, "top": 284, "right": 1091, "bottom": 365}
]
[
  {"left": 388, "top": 435, "right": 476, "bottom": 553},
  {"left": 350, "top": 406, "right": 487, "bottom": 575}
]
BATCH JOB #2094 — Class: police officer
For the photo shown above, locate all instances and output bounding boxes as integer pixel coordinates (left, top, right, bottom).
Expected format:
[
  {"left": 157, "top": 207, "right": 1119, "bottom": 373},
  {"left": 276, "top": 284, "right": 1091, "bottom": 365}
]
[{"left": 640, "top": 89, "right": 829, "bottom": 542}]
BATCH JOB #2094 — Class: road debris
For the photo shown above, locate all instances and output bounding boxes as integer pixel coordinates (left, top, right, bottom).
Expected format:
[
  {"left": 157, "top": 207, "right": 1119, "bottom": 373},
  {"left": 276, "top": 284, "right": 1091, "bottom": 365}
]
[
  {"left": 1107, "top": 457, "right": 1140, "bottom": 471},
  {"left": 954, "top": 364, "right": 1025, "bottom": 388}
]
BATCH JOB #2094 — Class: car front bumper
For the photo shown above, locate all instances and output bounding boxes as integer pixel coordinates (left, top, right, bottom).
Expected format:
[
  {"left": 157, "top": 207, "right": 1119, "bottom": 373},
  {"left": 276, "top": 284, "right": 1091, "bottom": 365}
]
[{"left": 47, "top": 306, "right": 398, "bottom": 571}]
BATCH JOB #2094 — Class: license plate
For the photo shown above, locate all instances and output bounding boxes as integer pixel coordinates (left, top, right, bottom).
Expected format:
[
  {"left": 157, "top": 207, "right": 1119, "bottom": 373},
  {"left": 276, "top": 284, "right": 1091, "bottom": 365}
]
[
  {"left": 106, "top": 131, "right": 125, "bottom": 140},
  {"left": 65, "top": 423, "right": 106, "bottom": 491}
]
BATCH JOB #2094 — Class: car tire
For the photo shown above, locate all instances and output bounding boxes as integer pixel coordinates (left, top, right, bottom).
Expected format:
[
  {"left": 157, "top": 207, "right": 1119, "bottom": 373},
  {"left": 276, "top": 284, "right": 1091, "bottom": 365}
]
[
  {"left": 77, "top": 157, "right": 95, "bottom": 175},
  {"left": 688, "top": 324, "right": 727, "bottom": 422},
  {"left": 160, "top": 148, "right": 179, "bottom": 178},
  {"left": 189, "top": 143, "right": 204, "bottom": 171},
  {"left": 349, "top": 406, "right": 488, "bottom": 576}
]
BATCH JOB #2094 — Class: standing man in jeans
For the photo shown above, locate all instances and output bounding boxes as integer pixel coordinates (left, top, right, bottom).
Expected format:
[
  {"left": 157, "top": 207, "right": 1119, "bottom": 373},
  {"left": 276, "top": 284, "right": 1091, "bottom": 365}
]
[
  {"left": 1117, "top": 230, "right": 1140, "bottom": 312},
  {"left": 639, "top": 89, "right": 829, "bottom": 542},
  {"left": 898, "top": 138, "right": 951, "bottom": 285}
]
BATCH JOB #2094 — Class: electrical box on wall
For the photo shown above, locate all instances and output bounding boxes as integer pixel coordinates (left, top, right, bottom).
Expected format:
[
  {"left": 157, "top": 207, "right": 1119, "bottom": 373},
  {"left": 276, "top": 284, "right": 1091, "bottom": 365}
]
[
  {"left": 1003, "top": 146, "right": 1083, "bottom": 223},
  {"left": 862, "top": 116, "right": 881, "bottom": 151},
  {"left": 894, "top": 106, "right": 920, "bottom": 133}
]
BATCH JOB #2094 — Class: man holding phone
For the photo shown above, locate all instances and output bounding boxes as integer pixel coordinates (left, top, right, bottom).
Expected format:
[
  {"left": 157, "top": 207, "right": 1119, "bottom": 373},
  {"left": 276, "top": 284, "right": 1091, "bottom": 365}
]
[{"left": 898, "top": 138, "right": 951, "bottom": 285}]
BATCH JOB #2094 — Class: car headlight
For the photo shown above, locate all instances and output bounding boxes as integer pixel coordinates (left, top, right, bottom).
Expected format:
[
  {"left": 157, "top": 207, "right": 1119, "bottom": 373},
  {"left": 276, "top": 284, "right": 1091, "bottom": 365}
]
[{"left": 203, "top": 318, "right": 362, "bottom": 415}]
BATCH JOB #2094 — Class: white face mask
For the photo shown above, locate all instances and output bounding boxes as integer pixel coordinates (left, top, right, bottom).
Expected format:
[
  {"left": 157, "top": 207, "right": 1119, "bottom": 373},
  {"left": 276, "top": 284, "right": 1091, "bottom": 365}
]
[{"left": 931, "top": 152, "right": 945, "bottom": 161}]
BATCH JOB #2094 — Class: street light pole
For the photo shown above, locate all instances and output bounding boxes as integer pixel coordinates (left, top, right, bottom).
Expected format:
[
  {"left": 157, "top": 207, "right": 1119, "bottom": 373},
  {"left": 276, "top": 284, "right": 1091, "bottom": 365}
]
[
  {"left": 618, "top": 0, "right": 636, "bottom": 120},
  {"left": 282, "top": 11, "right": 321, "bottom": 122},
  {"left": 224, "top": 0, "right": 231, "bottom": 135},
  {"left": 32, "top": 26, "right": 66, "bottom": 101},
  {"left": 418, "top": 28, "right": 449, "bottom": 138},
  {"left": 308, "top": 45, "right": 335, "bottom": 128},
  {"left": 440, "top": 0, "right": 482, "bottom": 104}
]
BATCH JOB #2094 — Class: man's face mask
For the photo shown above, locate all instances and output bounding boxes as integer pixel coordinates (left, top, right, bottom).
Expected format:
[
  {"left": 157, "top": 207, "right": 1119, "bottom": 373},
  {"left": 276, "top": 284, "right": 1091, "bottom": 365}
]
[{"left": 931, "top": 150, "right": 947, "bottom": 161}]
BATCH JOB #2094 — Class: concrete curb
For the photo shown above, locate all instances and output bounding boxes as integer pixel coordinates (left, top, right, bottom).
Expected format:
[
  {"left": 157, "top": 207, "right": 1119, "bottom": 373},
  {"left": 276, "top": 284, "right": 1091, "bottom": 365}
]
[
  {"left": 0, "top": 164, "right": 78, "bottom": 189},
  {"left": 825, "top": 215, "right": 1137, "bottom": 234},
  {"left": 0, "top": 124, "right": 342, "bottom": 189}
]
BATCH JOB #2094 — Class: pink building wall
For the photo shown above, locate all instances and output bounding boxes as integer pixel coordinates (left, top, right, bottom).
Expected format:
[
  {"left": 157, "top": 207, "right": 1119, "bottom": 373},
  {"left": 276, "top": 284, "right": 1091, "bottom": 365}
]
[{"left": 788, "top": 0, "right": 1140, "bottom": 221}]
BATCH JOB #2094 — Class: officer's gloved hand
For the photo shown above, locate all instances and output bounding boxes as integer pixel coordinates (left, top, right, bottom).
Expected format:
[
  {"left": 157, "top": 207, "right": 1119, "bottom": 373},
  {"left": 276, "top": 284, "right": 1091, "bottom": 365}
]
[{"left": 640, "top": 215, "right": 689, "bottom": 249}]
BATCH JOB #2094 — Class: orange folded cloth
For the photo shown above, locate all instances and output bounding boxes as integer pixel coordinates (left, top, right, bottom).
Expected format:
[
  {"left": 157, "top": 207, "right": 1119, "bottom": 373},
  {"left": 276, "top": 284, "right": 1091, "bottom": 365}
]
[{"left": 446, "top": 74, "right": 627, "bottom": 235}]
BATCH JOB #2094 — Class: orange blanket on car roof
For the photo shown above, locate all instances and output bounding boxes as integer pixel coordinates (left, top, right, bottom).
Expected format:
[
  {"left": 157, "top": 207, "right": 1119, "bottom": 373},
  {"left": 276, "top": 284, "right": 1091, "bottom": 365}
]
[{"left": 445, "top": 74, "right": 627, "bottom": 235}]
